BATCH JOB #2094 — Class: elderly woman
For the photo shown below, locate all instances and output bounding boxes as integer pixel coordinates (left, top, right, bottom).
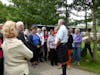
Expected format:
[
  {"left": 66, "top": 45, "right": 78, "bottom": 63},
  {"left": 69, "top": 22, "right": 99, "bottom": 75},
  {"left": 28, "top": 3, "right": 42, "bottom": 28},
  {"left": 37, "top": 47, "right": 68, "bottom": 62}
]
[
  {"left": 73, "top": 28, "right": 82, "bottom": 65},
  {"left": 2, "top": 21, "right": 33, "bottom": 75}
]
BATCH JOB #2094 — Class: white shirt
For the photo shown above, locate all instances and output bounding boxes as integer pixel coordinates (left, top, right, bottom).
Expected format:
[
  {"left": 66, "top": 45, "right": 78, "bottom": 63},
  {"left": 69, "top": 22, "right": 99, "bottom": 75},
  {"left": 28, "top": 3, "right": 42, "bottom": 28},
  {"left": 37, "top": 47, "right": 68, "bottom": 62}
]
[
  {"left": 55, "top": 25, "right": 68, "bottom": 44},
  {"left": 47, "top": 35, "right": 56, "bottom": 49}
]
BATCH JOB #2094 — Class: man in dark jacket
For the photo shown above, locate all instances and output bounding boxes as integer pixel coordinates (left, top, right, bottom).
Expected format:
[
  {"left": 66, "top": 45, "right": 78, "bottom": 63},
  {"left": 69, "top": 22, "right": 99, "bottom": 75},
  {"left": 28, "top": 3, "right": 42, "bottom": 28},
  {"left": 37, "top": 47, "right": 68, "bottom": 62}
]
[{"left": 16, "top": 21, "right": 27, "bottom": 46}]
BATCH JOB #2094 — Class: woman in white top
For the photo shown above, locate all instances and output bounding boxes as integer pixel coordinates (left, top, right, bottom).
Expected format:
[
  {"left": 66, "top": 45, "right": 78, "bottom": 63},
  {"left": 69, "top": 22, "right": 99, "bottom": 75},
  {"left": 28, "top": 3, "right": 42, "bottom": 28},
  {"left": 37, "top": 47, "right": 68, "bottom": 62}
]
[
  {"left": 2, "top": 21, "right": 33, "bottom": 75},
  {"left": 47, "top": 29, "right": 57, "bottom": 66}
]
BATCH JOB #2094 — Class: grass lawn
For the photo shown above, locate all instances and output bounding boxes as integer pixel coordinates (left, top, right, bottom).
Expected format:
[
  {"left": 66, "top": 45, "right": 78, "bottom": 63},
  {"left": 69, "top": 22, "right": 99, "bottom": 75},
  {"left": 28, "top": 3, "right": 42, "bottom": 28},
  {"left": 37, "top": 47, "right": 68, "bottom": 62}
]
[
  {"left": 72, "top": 43, "right": 100, "bottom": 74},
  {"left": 78, "top": 51, "right": 100, "bottom": 74}
]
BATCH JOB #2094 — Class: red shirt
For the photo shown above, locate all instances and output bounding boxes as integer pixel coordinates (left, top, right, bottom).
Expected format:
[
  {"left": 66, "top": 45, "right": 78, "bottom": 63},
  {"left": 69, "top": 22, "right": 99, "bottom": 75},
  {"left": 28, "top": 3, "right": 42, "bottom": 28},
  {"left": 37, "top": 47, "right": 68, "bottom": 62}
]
[
  {"left": 0, "top": 50, "right": 3, "bottom": 59},
  {"left": 44, "top": 35, "right": 48, "bottom": 42}
]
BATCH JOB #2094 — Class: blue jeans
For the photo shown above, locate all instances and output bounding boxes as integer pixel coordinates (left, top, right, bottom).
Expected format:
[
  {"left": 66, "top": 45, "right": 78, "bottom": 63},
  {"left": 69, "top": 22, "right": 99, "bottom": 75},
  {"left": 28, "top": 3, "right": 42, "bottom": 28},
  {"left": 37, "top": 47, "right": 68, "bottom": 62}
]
[{"left": 73, "top": 47, "right": 81, "bottom": 62}]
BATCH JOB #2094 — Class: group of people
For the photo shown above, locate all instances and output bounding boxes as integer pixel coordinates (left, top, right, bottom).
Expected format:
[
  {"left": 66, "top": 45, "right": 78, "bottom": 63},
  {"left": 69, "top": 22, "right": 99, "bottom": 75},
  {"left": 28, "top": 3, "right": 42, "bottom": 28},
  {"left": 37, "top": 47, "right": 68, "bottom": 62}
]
[{"left": 0, "top": 19, "right": 93, "bottom": 75}]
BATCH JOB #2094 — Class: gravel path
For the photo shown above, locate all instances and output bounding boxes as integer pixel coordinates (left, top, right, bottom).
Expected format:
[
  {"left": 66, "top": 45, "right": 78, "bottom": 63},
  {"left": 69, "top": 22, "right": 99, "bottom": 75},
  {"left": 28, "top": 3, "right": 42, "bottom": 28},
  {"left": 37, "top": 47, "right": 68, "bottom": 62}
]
[{"left": 29, "top": 62, "right": 98, "bottom": 75}]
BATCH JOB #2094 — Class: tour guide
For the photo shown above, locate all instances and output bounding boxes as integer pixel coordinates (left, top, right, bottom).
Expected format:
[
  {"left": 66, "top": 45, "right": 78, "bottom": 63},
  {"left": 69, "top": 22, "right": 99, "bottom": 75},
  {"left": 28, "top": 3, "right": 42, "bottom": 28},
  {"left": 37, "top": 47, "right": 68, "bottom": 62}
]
[{"left": 55, "top": 19, "right": 68, "bottom": 75}]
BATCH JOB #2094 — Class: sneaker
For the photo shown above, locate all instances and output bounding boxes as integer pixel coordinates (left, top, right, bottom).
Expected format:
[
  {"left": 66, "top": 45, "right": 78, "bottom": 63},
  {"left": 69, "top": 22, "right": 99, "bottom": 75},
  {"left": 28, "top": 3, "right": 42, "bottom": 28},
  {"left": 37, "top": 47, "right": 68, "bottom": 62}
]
[{"left": 77, "top": 62, "right": 80, "bottom": 65}]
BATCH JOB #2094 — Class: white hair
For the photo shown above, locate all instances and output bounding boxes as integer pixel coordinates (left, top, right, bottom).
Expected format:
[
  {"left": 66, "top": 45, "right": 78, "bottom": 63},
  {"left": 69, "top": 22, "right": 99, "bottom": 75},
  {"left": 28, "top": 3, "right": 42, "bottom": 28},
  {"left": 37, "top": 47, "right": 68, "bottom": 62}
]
[
  {"left": 37, "top": 28, "right": 41, "bottom": 31},
  {"left": 58, "top": 19, "right": 65, "bottom": 24},
  {"left": 75, "top": 28, "right": 80, "bottom": 32},
  {"left": 42, "top": 27, "right": 46, "bottom": 31},
  {"left": 16, "top": 21, "right": 24, "bottom": 28}
]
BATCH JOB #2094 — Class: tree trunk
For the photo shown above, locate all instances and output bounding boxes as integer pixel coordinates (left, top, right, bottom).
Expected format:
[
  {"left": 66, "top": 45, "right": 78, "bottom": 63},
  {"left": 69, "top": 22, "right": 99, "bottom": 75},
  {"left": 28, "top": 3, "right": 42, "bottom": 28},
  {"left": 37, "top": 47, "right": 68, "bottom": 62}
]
[
  {"left": 92, "top": 0, "right": 97, "bottom": 62},
  {"left": 85, "top": 10, "right": 88, "bottom": 30},
  {"left": 65, "top": 0, "right": 69, "bottom": 25}
]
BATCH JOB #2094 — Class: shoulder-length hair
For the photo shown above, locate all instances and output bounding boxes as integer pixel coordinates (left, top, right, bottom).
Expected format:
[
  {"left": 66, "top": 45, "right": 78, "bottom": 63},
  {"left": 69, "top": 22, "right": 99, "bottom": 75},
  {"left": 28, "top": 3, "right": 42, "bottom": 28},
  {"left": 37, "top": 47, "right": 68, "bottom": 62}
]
[{"left": 3, "top": 21, "right": 18, "bottom": 38}]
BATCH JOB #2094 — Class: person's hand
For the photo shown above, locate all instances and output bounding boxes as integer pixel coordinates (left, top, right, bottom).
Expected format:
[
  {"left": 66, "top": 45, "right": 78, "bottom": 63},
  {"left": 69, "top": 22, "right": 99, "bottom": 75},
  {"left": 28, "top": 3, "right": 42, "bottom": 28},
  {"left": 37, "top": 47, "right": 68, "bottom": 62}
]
[
  {"left": 56, "top": 39, "right": 61, "bottom": 47},
  {"left": 37, "top": 45, "right": 40, "bottom": 48},
  {"left": 52, "top": 42, "right": 55, "bottom": 46},
  {"left": 73, "top": 41, "right": 75, "bottom": 44},
  {"left": 0, "top": 43, "right": 2, "bottom": 48},
  {"left": 48, "top": 48, "right": 50, "bottom": 52}
]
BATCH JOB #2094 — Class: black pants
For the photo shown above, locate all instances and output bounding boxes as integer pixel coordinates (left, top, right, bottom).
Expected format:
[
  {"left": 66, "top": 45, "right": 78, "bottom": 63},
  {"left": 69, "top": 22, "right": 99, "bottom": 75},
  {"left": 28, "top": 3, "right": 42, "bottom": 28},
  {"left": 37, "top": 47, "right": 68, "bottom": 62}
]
[
  {"left": 84, "top": 43, "right": 93, "bottom": 58},
  {"left": 62, "top": 64, "right": 67, "bottom": 75},
  {"left": 57, "top": 43, "right": 68, "bottom": 63},
  {"left": 57, "top": 43, "right": 68, "bottom": 75},
  {"left": 49, "top": 49, "right": 57, "bottom": 65},
  {"left": 38, "top": 48, "right": 43, "bottom": 61},
  {"left": 31, "top": 48, "right": 40, "bottom": 62},
  {"left": 0, "top": 58, "right": 4, "bottom": 75},
  {"left": 40, "top": 46, "right": 44, "bottom": 60},
  {"left": 35, "top": 48, "right": 40, "bottom": 62},
  {"left": 44, "top": 42, "right": 48, "bottom": 61}
]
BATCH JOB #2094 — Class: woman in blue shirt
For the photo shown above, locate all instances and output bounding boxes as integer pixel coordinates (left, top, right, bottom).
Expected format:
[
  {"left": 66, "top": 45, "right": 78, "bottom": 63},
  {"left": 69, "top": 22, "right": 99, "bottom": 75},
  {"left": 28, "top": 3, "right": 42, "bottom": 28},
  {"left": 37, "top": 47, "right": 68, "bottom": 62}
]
[{"left": 29, "top": 26, "right": 41, "bottom": 65}]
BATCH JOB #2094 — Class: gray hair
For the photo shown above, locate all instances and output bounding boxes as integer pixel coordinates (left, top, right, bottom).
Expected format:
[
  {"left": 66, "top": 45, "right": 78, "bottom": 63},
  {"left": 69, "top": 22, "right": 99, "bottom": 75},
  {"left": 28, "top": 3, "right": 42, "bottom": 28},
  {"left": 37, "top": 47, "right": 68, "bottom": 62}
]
[
  {"left": 16, "top": 21, "right": 24, "bottom": 28},
  {"left": 75, "top": 28, "right": 80, "bottom": 32},
  {"left": 58, "top": 19, "right": 65, "bottom": 25},
  {"left": 42, "top": 27, "right": 46, "bottom": 31},
  {"left": 37, "top": 28, "right": 41, "bottom": 33}
]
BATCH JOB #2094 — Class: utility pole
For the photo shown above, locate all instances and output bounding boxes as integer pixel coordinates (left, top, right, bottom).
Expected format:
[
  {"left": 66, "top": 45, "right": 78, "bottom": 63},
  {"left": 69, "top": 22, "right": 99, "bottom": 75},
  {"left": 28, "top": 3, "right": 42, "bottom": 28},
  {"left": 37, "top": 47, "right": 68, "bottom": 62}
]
[{"left": 85, "top": 6, "right": 88, "bottom": 30}]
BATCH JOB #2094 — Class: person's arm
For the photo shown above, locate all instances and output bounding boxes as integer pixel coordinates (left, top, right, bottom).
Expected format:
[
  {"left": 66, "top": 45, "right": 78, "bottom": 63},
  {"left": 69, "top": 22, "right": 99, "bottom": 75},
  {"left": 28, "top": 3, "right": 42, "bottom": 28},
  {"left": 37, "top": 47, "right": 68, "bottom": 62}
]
[
  {"left": 41, "top": 36, "right": 44, "bottom": 46},
  {"left": 21, "top": 44, "right": 33, "bottom": 60},
  {"left": 0, "top": 39, "right": 2, "bottom": 48},
  {"left": 47, "top": 37, "right": 50, "bottom": 52},
  {"left": 55, "top": 28, "right": 63, "bottom": 47}
]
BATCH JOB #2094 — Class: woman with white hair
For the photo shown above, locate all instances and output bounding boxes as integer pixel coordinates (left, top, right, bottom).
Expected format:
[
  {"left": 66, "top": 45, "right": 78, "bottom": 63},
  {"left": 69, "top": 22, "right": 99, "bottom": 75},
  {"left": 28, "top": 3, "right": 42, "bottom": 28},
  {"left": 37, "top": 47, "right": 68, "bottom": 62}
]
[
  {"left": 73, "top": 28, "right": 82, "bottom": 65},
  {"left": 2, "top": 21, "right": 33, "bottom": 75}
]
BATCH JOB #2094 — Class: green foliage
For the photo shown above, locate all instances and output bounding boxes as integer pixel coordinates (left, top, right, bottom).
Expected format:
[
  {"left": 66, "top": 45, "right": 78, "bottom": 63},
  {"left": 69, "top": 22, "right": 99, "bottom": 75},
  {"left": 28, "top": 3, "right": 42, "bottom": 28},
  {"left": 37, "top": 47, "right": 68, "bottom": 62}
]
[
  {"left": 11, "top": 0, "right": 61, "bottom": 25},
  {"left": 0, "top": 0, "right": 61, "bottom": 26},
  {"left": 0, "top": 0, "right": 99, "bottom": 27},
  {"left": 77, "top": 51, "right": 100, "bottom": 74},
  {"left": 73, "top": 42, "right": 100, "bottom": 74},
  {"left": 72, "top": 0, "right": 100, "bottom": 23},
  {"left": 0, "top": 2, "right": 7, "bottom": 23}
]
